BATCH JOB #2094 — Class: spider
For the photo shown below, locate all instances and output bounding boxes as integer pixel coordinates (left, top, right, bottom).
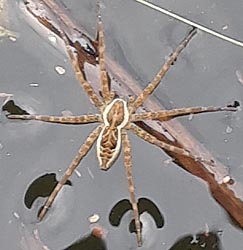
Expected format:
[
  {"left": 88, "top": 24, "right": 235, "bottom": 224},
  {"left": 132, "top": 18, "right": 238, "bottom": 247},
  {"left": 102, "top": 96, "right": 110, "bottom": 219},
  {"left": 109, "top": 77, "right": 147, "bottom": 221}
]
[{"left": 7, "top": 1, "right": 238, "bottom": 246}]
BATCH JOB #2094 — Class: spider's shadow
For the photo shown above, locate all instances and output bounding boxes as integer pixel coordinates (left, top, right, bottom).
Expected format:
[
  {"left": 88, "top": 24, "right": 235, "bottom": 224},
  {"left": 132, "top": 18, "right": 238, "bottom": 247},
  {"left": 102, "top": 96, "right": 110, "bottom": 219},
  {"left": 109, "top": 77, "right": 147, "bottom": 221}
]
[
  {"left": 109, "top": 198, "right": 164, "bottom": 234},
  {"left": 24, "top": 174, "right": 164, "bottom": 234},
  {"left": 24, "top": 173, "right": 72, "bottom": 209},
  {"left": 2, "top": 100, "right": 29, "bottom": 116}
]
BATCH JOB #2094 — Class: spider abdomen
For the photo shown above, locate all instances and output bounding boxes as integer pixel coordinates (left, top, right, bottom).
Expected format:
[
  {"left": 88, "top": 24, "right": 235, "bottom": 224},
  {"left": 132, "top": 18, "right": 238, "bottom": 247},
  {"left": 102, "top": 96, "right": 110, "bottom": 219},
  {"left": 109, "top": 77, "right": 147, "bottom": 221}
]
[
  {"left": 97, "top": 126, "right": 121, "bottom": 170},
  {"left": 100, "top": 127, "right": 118, "bottom": 150}
]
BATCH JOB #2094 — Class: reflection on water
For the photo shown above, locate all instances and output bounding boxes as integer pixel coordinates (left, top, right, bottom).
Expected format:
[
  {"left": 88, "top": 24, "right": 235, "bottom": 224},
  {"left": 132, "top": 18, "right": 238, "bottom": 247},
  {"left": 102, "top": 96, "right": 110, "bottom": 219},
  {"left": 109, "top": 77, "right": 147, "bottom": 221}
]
[
  {"left": 170, "top": 231, "right": 222, "bottom": 250},
  {"left": 17, "top": 216, "right": 107, "bottom": 250},
  {"left": 63, "top": 229, "right": 107, "bottom": 250},
  {"left": 17, "top": 218, "right": 50, "bottom": 250},
  {"left": 0, "top": 0, "right": 17, "bottom": 39}
]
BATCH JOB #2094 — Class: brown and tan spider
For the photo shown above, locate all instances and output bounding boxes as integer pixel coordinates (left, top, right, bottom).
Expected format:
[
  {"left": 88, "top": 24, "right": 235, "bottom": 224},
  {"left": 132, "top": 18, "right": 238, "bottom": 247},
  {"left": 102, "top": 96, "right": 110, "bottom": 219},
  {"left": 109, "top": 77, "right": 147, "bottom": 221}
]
[{"left": 7, "top": 2, "right": 238, "bottom": 246}]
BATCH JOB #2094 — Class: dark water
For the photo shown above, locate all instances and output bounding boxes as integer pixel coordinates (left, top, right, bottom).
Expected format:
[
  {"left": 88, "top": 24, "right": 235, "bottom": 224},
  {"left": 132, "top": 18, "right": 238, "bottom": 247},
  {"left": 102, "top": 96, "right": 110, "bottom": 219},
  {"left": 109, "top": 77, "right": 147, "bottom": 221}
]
[{"left": 1, "top": 0, "right": 243, "bottom": 249}]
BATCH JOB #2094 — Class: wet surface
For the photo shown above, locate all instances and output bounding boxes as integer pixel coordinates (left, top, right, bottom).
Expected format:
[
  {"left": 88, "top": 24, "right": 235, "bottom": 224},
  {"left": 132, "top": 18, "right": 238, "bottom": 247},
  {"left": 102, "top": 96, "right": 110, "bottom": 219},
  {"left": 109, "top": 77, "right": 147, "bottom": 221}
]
[{"left": 1, "top": 0, "right": 243, "bottom": 250}]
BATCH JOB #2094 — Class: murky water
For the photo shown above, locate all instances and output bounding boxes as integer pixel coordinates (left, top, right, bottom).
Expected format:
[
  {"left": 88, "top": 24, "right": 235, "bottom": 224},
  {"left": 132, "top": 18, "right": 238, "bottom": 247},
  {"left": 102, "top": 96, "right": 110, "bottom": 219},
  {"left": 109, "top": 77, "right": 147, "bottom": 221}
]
[{"left": 1, "top": 0, "right": 243, "bottom": 249}]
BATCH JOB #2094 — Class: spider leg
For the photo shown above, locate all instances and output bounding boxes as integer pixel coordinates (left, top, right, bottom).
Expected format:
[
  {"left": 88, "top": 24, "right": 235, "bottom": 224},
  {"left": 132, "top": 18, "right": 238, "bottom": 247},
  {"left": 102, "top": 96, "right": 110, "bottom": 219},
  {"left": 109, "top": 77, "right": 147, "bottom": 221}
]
[
  {"left": 97, "top": 0, "right": 113, "bottom": 103},
  {"left": 122, "top": 130, "right": 142, "bottom": 246},
  {"left": 131, "top": 104, "right": 238, "bottom": 122},
  {"left": 57, "top": 27, "right": 103, "bottom": 108},
  {"left": 7, "top": 114, "right": 101, "bottom": 124},
  {"left": 127, "top": 122, "right": 213, "bottom": 166},
  {"left": 132, "top": 28, "right": 197, "bottom": 111},
  {"left": 38, "top": 124, "right": 103, "bottom": 220}
]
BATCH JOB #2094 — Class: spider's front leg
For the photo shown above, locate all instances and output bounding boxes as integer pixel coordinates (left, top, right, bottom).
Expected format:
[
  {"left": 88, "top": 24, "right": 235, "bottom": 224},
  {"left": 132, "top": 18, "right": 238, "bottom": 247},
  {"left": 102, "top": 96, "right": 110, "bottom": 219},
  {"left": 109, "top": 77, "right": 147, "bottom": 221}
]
[
  {"left": 57, "top": 26, "right": 104, "bottom": 109},
  {"left": 131, "top": 27, "right": 197, "bottom": 111},
  {"left": 7, "top": 114, "right": 102, "bottom": 124},
  {"left": 122, "top": 130, "right": 142, "bottom": 246},
  {"left": 131, "top": 103, "right": 239, "bottom": 122},
  {"left": 96, "top": 0, "right": 114, "bottom": 103}
]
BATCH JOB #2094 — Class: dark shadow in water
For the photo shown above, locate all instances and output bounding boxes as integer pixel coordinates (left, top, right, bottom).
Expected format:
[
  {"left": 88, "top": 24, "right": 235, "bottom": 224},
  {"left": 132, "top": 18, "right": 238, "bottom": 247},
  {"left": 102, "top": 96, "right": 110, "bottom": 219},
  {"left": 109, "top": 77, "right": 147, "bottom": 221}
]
[
  {"left": 2, "top": 100, "right": 29, "bottom": 115},
  {"left": 169, "top": 231, "right": 222, "bottom": 250},
  {"left": 19, "top": 165, "right": 220, "bottom": 250},
  {"left": 109, "top": 197, "right": 164, "bottom": 234},
  {"left": 18, "top": 217, "right": 107, "bottom": 250},
  {"left": 24, "top": 173, "right": 72, "bottom": 209},
  {"left": 64, "top": 229, "right": 221, "bottom": 250},
  {"left": 63, "top": 232, "right": 107, "bottom": 250}
]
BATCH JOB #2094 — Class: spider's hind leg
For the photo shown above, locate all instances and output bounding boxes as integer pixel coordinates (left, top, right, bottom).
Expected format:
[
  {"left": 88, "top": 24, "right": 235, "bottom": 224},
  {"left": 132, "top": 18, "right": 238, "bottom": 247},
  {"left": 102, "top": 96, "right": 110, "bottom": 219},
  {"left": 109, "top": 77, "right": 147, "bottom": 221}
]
[
  {"left": 122, "top": 130, "right": 142, "bottom": 246},
  {"left": 129, "top": 122, "right": 214, "bottom": 166},
  {"left": 38, "top": 125, "right": 103, "bottom": 220}
]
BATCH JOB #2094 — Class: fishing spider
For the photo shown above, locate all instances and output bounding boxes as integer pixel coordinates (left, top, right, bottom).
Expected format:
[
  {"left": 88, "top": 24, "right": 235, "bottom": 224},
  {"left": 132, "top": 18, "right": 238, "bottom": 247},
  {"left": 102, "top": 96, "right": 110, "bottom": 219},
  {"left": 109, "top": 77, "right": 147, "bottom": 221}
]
[{"left": 7, "top": 2, "right": 238, "bottom": 246}]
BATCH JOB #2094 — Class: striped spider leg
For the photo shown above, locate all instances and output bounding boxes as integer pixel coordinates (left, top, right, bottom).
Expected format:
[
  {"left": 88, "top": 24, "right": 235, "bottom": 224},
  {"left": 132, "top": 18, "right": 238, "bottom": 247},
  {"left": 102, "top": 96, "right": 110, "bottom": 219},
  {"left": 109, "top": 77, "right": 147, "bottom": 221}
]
[{"left": 7, "top": 2, "right": 238, "bottom": 247}]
